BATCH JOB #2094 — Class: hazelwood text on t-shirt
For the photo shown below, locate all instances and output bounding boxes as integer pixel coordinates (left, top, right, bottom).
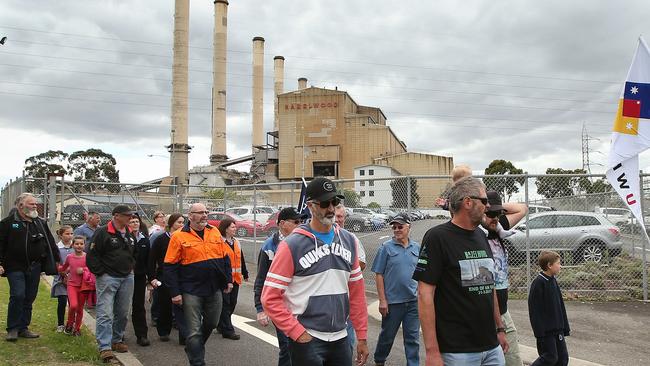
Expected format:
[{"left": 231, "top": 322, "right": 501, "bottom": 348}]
[{"left": 413, "top": 221, "right": 498, "bottom": 353}]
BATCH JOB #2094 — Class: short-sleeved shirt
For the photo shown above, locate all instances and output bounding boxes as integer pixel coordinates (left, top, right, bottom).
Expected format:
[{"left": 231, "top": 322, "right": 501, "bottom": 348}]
[
  {"left": 413, "top": 221, "right": 498, "bottom": 353},
  {"left": 487, "top": 215, "right": 512, "bottom": 314},
  {"left": 371, "top": 238, "right": 419, "bottom": 304}
]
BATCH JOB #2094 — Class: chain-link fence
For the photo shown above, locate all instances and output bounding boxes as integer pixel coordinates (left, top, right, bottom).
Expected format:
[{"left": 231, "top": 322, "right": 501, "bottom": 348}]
[{"left": 2, "top": 173, "right": 648, "bottom": 301}]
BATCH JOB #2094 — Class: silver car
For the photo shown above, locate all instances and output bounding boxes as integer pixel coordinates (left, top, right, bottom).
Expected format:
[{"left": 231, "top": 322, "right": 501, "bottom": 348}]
[{"left": 504, "top": 211, "right": 623, "bottom": 263}]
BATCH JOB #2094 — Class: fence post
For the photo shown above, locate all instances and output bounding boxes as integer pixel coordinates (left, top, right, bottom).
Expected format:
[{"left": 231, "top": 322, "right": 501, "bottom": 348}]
[
  {"left": 525, "top": 175, "right": 531, "bottom": 291},
  {"left": 47, "top": 176, "right": 57, "bottom": 228},
  {"left": 406, "top": 176, "right": 412, "bottom": 213},
  {"left": 639, "top": 171, "right": 648, "bottom": 301},
  {"left": 291, "top": 183, "right": 295, "bottom": 207},
  {"left": 178, "top": 184, "right": 184, "bottom": 214}
]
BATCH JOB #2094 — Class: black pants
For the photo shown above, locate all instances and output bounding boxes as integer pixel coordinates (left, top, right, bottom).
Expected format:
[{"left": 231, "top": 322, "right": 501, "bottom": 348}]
[
  {"left": 156, "top": 283, "right": 187, "bottom": 340},
  {"left": 131, "top": 273, "right": 148, "bottom": 339},
  {"left": 217, "top": 283, "right": 239, "bottom": 335},
  {"left": 531, "top": 334, "right": 569, "bottom": 366},
  {"left": 289, "top": 336, "right": 351, "bottom": 366},
  {"left": 57, "top": 295, "right": 67, "bottom": 326}
]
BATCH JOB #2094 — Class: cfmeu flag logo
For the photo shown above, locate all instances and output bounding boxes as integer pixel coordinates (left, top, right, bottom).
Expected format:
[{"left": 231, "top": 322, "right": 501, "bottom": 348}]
[{"left": 607, "top": 37, "right": 650, "bottom": 229}]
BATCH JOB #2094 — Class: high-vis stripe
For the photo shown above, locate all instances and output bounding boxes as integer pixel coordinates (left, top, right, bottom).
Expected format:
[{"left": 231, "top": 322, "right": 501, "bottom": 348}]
[
  {"left": 349, "top": 275, "right": 364, "bottom": 282},
  {"left": 233, "top": 268, "right": 241, "bottom": 273},
  {"left": 350, "top": 267, "right": 361, "bottom": 275},
  {"left": 264, "top": 281, "right": 288, "bottom": 290},
  {"left": 267, "top": 272, "right": 292, "bottom": 283}
]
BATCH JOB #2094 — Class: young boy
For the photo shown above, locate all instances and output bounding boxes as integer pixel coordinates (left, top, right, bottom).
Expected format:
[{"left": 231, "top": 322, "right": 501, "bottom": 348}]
[{"left": 528, "top": 251, "right": 570, "bottom": 366}]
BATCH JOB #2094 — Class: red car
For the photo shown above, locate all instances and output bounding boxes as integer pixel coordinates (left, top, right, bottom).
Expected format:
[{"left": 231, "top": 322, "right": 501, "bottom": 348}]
[
  {"left": 207, "top": 212, "right": 265, "bottom": 237},
  {"left": 263, "top": 212, "right": 280, "bottom": 236}
]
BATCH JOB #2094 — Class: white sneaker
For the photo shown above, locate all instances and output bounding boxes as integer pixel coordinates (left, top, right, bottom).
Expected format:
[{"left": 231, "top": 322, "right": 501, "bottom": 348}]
[{"left": 56, "top": 325, "right": 65, "bottom": 333}]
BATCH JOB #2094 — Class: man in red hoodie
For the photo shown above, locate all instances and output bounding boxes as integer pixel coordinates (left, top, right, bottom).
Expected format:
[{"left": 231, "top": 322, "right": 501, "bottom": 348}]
[{"left": 262, "top": 177, "right": 369, "bottom": 366}]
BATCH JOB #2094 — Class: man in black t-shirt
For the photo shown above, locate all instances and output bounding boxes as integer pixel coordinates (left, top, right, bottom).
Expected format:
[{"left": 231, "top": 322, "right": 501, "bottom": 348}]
[{"left": 413, "top": 177, "right": 508, "bottom": 366}]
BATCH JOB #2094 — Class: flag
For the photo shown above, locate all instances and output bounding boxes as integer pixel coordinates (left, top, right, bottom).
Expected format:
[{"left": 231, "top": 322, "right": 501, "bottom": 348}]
[
  {"left": 606, "top": 36, "right": 650, "bottom": 229},
  {"left": 297, "top": 178, "right": 311, "bottom": 220}
]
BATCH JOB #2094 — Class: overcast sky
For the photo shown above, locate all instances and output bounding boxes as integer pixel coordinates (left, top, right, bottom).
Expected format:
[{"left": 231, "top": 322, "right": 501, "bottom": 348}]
[{"left": 1, "top": 0, "right": 649, "bottom": 187}]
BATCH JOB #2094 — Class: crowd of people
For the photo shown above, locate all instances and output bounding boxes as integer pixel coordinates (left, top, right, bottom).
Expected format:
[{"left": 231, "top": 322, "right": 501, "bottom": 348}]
[{"left": 0, "top": 172, "right": 572, "bottom": 366}]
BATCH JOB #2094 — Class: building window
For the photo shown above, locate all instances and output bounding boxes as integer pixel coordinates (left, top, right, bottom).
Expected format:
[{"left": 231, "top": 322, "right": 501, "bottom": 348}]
[
  {"left": 369, "top": 191, "right": 375, "bottom": 197},
  {"left": 369, "top": 169, "right": 374, "bottom": 176},
  {"left": 360, "top": 181, "right": 365, "bottom": 187},
  {"left": 313, "top": 162, "right": 337, "bottom": 177},
  {"left": 369, "top": 181, "right": 374, "bottom": 186},
  {"left": 360, "top": 191, "right": 366, "bottom": 197},
  {"left": 360, "top": 170, "right": 365, "bottom": 176}
]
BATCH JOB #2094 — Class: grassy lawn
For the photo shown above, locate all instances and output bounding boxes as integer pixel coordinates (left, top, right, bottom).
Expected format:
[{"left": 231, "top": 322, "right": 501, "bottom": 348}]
[{"left": 0, "top": 277, "right": 102, "bottom": 366}]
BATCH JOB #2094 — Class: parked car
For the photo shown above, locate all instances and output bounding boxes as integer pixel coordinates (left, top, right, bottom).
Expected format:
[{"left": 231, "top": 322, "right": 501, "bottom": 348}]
[
  {"left": 594, "top": 207, "right": 631, "bottom": 226},
  {"left": 352, "top": 208, "right": 388, "bottom": 222},
  {"left": 256, "top": 206, "right": 278, "bottom": 215},
  {"left": 504, "top": 211, "right": 623, "bottom": 264},
  {"left": 61, "top": 204, "right": 113, "bottom": 228},
  {"left": 263, "top": 211, "right": 280, "bottom": 236},
  {"left": 225, "top": 206, "right": 271, "bottom": 223},
  {"left": 344, "top": 212, "right": 374, "bottom": 232},
  {"left": 528, "top": 204, "right": 556, "bottom": 214},
  {"left": 207, "top": 211, "right": 265, "bottom": 237}
]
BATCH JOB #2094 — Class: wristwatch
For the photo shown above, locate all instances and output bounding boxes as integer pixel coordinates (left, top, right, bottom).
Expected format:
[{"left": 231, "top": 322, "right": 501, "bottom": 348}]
[{"left": 496, "top": 327, "right": 506, "bottom": 333}]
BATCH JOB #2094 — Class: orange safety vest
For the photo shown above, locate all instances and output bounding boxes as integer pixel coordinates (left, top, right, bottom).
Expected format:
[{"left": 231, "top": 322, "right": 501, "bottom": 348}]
[{"left": 224, "top": 238, "right": 243, "bottom": 285}]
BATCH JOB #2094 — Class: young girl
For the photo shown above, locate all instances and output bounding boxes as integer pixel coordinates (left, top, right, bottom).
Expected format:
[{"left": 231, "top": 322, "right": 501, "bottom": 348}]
[
  {"left": 52, "top": 225, "right": 74, "bottom": 333},
  {"left": 60, "top": 236, "right": 89, "bottom": 336}
]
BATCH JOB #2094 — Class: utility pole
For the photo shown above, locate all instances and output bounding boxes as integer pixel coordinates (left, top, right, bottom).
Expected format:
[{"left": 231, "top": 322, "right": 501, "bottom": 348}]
[{"left": 582, "top": 122, "right": 600, "bottom": 174}]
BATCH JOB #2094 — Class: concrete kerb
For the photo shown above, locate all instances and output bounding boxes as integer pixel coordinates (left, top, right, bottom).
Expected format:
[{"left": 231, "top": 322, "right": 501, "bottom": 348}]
[
  {"left": 41, "top": 275, "right": 144, "bottom": 366},
  {"left": 367, "top": 299, "right": 604, "bottom": 366}
]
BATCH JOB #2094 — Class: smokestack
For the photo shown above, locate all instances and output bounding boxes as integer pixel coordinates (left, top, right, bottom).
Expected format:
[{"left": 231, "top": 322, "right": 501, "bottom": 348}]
[
  {"left": 298, "top": 77, "right": 308, "bottom": 89},
  {"left": 169, "top": 0, "right": 191, "bottom": 185},
  {"left": 252, "top": 36, "right": 265, "bottom": 149},
  {"left": 210, "top": 0, "right": 228, "bottom": 163},
  {"left": 273, "top": 56, "right": 285, "bottom": 132}
]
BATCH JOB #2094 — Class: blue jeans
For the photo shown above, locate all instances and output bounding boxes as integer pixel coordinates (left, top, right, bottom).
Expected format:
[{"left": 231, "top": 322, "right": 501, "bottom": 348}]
[
  {"left": 274, "top": 323, "right": 291, "bottom": 366},
  {"left": 374, "top": 300, "right": 420, "bottom": 366},
  {"left": 442, "top": 345, "right": 506, "bottom": 366},
  {"left": 95, "top": 273, "right": 134, "bottom": 351},
  {"left": 182, "top": 291, "right": 223, "bottom": 366},
  {"left": 6, "top": 262, "right": 41, "bottom": 332},
  {"left": 289, "top": 336, "right": 351, "bottom": 366},
  {"left": 346, "top": 320, "right": 356, "bottom": 355}
]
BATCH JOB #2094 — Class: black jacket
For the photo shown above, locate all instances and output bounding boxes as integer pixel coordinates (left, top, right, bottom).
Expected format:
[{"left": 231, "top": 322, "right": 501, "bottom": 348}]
[
  {"left": 148, "top": 232, "right": 170, "bottom": 282},
  {"left": 0, "top": 211, "right": 60, "bottom": 275},
  {"left": 133, "top": 233, "right": 150, "bottom": 277},
  {"left": 528, "top": 272, "right": 571, "bottom": 338},
  {"left": 87, "top": 221, "right": 137, "bottom": 277}
]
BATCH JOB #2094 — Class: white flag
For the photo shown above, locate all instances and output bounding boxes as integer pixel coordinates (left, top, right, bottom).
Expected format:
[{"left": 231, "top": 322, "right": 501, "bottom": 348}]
[{"left": 606, "top": 36, "right": 650, "bottom": 229}]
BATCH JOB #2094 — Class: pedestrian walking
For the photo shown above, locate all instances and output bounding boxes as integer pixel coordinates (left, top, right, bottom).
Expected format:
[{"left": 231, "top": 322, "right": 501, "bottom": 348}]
[
  {"left": 129, "top": 213, "right": 151, "bottom": 347},
  {"left": 59, "top": 235, "right": 89, "bottom": 336},
  {"left": 52, "top": 225, "right": 74, "bottom": 333},
  {"left": 217, "top": 217, "right": 248, "bottom": 340}
]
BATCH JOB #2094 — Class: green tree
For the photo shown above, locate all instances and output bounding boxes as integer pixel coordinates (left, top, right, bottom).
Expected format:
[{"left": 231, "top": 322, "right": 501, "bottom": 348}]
[
  {"left": 390, "top": 177, "right": 420, "bottom": 209},
  {"left": 535, "top": 168, "right": 591, "bottom": 198},
  {"left": 366, "top": 201, "right": 381, "bottom": 209},
  {"left": 24, "top": 150, "right": 68, "bottom": 178},
  {"left": 68, "top": 149, "right": 120, "bottom": 191},
  {"left": 340, "top": 189, "right": 361, "bottom": 208},
  {"left": 484, "top": 159, "right": 525, "bottom": 201},
  {"left": 204, "top": 188, "right": 243, "bottom": 207},
  {"left": 586, "top": 179, "right": 612, "bottom": 194}
]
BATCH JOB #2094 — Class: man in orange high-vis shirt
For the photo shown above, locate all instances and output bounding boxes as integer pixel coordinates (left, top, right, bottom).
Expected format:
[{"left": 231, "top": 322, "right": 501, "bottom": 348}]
[{"left": 163, "top": 203, "right": 233, "bottom": 366}]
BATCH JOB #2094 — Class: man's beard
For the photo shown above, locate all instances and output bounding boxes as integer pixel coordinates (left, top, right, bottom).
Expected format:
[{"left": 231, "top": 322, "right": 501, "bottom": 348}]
[
  {"left": 194, "top": 220, "right": 207, "bottom": 229},
  {"left": 23, "top": 208, "right": 38, "bottom": 219},
  {"left": 313, "top": 209, "right": 334, "bottom": 226}
]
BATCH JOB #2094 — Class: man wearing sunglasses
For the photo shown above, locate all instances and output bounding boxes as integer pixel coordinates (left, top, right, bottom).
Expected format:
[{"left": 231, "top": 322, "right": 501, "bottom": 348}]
[
  {"left": 414, "top": 177, "right": 509, "bottom": 366},
  {"left": 481, "top": 191, "right": 528, "bottom": 366},
  {"left": 254, "top": 207, "right": 305, "bottom": 366},
  {"left": 262, "top": 177, "right": 369, "bottom": 366},
  {"left": 371, "top": 213, "right": 420, "bottom": 366}
]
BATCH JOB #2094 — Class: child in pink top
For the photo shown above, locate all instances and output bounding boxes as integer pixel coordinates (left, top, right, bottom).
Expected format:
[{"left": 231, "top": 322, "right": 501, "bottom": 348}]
[{"left": 59, "top": 236, "right": 88, "bottom": 336}]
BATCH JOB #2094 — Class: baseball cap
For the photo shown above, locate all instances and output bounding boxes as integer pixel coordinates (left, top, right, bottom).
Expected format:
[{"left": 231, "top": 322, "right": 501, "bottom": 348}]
[
  {"left": 306, "top": 177, "right": 344, "bottom": 202},
  {"left": 389, "top": 213, "right": 411, "bottom": 225},
  {"left": 112, "top": 205, "right": 135, "bottom": 216},
  {"left": 486, "top": 191, "right": 506, "bottom": 212},
  {"left": 277, "top": 207, "right": 306, "bottom": 224}
]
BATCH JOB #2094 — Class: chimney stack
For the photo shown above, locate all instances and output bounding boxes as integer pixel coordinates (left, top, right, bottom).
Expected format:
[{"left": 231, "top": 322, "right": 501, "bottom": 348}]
[
  {"left": 210, "top": 0, "right": 228, "bottom": 163},
  {"left": 298, "top": 77, "right": 308, "bottom": 89},
  {"left": 273, "top": 56, "right": 285, "bottom": 132},
  {"left": 252, "top": 37, "right": 265, "bottom": 150},
  {"left": 169, "top": 0, "right": 191, "bottom": 185}
]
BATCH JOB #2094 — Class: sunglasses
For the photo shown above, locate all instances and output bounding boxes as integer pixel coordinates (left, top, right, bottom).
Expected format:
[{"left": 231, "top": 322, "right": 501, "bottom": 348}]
[
  {"left": 312, "top": 197, "right": 341, "bottom": 209},
  {"left": 467, "top": 196, "right": 489, "bottom": 205},
  {"left": 190, "top": 210, "right": 209, "bottom": 215},
  {"left": 391, "top": 224, "right": 404, "bottom": 230},
  {"left": 486, "top": 211, "right": 502, "bottom": 218}
]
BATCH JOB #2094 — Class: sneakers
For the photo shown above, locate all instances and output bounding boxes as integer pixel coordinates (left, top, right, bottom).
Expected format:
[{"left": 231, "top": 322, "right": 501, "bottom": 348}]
[
  {"left": 136, "top": 337, "right": 150, "bottom": 347},
  {"left": 100, "top": 350, "right": 119, "bottom": 364},
  {"left": 111, "top": 342, "right": 129, "bottom": 353},
  {"left": 159, "top": 335, "right": 170, "bottom": 342},
  {"left": 222, "top": 333, "right": 241, "bottom": 340},
  {"left": 56, "top": 325, "right": 65, "bottom": 333},
  {"left": 17, "top": 329, "right": 40, "bottom": 338},
  {"left": 64, "top": 326, "right": 73, "bottom": 335},
  {"left": 5, "top": 329, "right": 17, "bottom": 342},
  {"left": 72, "top": 330, "right": 82, "bottom": 337}
]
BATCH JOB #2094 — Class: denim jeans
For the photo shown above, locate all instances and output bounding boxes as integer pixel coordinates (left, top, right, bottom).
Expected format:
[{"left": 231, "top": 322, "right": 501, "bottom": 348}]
[
  {"left": 289, "top": 336, "right": 351, "bottom": 366},
  {"left": 374, "top": 300, "right": 420, "bottom": 366},
  {"left": 274, "top": 323, "right": 291, "bottom": 366},
  {"left": 182, "top": 291, "right": 223, "bottom": 366},
  {"left": 6, "top": 262, "right": 41, "bottom": 332},
  {"left": 95, "top": 273, "right": 134, "bottom": 351},
  {"left": 442, "top": 345, "right": 506, "bottom": 366},
  {"left": 346, "top": 320, "right": 356, "bottom": 355}
]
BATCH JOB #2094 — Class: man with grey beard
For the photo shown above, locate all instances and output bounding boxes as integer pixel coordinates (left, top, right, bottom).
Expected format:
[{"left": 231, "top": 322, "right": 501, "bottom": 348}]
[{"left": 0, "top": 193, "right": 60, "bottom": 341}]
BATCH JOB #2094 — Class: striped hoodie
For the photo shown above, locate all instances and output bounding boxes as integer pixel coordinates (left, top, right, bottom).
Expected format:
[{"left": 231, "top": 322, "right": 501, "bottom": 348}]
[{"left": 261, "top": 224, "right": 368, "bottom": 342}]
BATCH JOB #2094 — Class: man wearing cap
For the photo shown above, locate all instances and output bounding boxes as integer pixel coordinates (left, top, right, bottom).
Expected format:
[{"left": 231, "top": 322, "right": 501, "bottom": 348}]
[
  {"left": 254, "top": 207, "right": 304, "bottom": 366},
  {"left": 371, "top": 213, "right": 420, "bottom": 366},
  {"left": 262, "top": 177, "right": 369, "bottom": 366},
  {"left": 87, "top": 205, "right": 138, "bottom": 364},
  {"left": 482, "top": 191, "right": 528, "bottom": 366}
]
